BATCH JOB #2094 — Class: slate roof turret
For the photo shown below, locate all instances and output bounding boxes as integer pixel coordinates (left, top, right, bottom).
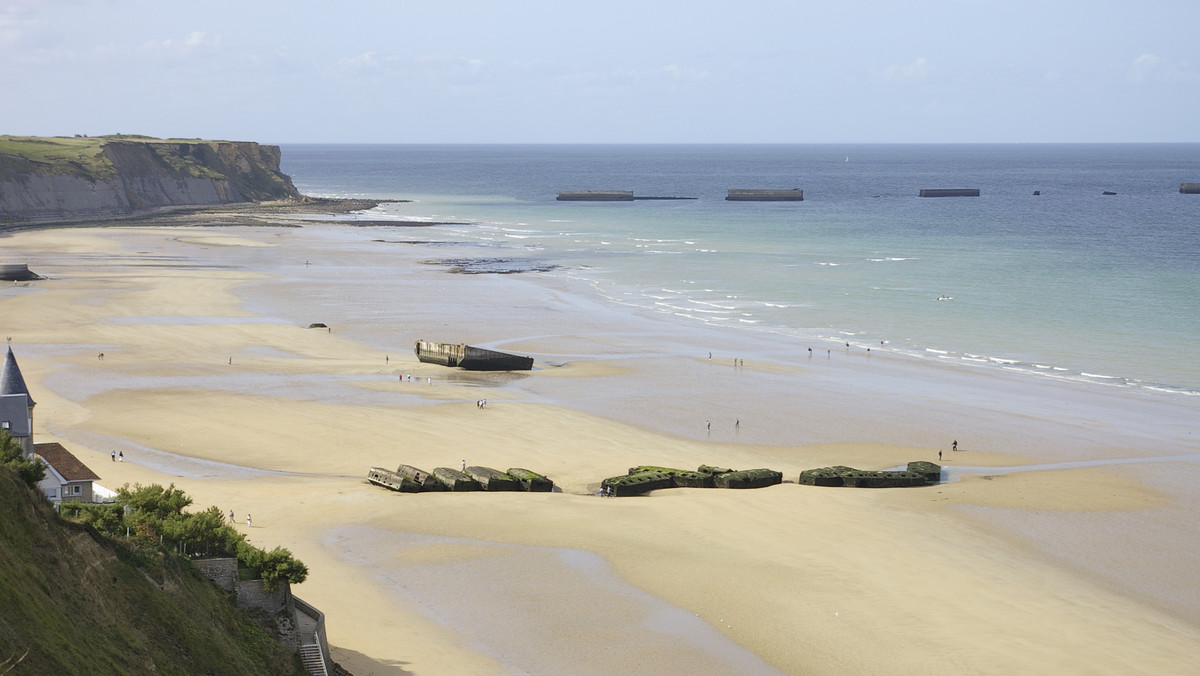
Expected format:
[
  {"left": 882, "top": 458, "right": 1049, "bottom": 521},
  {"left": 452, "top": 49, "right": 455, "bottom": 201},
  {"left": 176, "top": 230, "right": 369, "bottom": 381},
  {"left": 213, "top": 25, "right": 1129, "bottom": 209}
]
[{"left": 1, "top": 347, "right": 35, "bottom": 406}]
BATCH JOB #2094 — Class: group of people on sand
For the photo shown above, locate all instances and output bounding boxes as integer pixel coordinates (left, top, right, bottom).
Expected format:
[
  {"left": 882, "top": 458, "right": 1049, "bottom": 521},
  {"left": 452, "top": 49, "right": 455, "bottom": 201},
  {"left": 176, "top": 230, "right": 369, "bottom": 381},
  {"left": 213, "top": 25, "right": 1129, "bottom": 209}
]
[
  {"left": 228, "top": 509, "right": 252, "bottom": 528},
  {"left": 939, "top": 440, "right": 959, "bottom": 461}
]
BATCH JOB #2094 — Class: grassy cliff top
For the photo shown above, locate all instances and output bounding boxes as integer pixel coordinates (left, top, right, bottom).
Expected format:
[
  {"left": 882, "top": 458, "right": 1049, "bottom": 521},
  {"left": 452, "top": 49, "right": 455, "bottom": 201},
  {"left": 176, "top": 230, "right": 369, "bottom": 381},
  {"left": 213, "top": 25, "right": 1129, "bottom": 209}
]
[{"left": 0, "top": 134, "right": 235, "bottom": 175}]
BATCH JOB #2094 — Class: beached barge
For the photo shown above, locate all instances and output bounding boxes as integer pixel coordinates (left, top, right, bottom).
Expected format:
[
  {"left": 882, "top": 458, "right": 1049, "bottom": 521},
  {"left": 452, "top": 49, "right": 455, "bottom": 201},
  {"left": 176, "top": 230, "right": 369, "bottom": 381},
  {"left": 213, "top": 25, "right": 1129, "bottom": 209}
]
[
  {"left": 919, "top": 188, "right": 980, "bottom": 197},
  {"left": 1181, "top": 183, "right": 1200, "bottom": 194},
  {"left": 415, "top": 340, "right": 534, "bottom": 371},
  {"left": 557, "top": 190, "right": 635, "bottom": 201},
  {"left": 0, "top": 264, "right": 42, "bottom": 282},
  {"left": 725, "top": 189, "right": 804, "bottom": 201}
]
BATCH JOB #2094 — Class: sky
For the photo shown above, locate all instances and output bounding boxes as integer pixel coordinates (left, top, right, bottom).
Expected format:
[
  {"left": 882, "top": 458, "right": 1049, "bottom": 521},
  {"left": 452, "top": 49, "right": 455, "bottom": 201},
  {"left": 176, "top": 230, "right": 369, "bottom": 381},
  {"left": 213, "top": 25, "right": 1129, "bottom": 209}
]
[{"left": 2, "top": 0, "right": 1198, "bottom": 144}]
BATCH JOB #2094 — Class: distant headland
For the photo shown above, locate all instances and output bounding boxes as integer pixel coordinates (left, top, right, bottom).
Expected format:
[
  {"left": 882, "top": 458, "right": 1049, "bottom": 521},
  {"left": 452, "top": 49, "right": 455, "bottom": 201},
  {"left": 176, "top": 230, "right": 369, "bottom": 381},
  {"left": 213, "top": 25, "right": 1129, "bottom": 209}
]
[{"left": 0, "top": 134, "right": 320, "bottom": 227}]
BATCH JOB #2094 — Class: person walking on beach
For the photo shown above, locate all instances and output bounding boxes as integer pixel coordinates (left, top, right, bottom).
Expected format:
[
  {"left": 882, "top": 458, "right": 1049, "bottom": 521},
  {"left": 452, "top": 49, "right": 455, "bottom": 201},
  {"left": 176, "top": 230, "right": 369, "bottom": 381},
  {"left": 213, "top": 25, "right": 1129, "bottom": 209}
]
[
  {"left": 461, "top": 459, "right": 466, "bottom": 472},
  {"left": 111, "top": 450, "right": 116, "bottom": 462},
  {"left": 939, "top": 450, "right": 942, "bottom": 461},
  {"left": 952, "top": 440, "right": 958, "bottom": 452},
  {"left": 118, "top": 450, "right": 123, "bottom": 462},
  {"left": 229, "top": 509, "right": 235, "bottom": 523},
  {"left": 246, "top": 514, "right": 252, "bottom": 528}
]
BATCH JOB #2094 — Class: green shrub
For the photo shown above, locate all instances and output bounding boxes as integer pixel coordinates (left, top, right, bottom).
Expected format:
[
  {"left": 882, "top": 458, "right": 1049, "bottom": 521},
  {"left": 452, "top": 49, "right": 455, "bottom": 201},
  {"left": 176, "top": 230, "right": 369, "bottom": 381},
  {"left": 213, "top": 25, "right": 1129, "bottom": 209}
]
[{"left": 0, "top": 430, "right": 45, "bottom": 487}]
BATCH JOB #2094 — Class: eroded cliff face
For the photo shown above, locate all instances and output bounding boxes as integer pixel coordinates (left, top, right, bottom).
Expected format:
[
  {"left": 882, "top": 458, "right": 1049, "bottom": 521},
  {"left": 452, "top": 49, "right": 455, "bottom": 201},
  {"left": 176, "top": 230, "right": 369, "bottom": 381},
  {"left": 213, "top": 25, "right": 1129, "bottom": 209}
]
[{"left": 0, "top": 139, "right": 302, "bottom": 223}]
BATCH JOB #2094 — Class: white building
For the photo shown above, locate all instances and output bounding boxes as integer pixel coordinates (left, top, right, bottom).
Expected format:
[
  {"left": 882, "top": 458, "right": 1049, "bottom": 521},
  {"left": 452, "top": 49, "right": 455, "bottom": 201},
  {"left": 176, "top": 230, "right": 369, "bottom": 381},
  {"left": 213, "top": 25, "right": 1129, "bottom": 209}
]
[{"left": 3, "top": 346, "right": 103, "bottom": 503}]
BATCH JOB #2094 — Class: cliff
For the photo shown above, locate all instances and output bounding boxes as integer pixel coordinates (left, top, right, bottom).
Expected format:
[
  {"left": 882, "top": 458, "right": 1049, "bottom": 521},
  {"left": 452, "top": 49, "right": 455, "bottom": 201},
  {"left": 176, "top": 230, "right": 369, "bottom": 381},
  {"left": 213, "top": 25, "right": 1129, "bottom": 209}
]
[
  {"left": 0, "top": 135, "right": 302, "bottom": 224},
  {"left": 0, "top": 467, "right": 305, "bottom": 675}
]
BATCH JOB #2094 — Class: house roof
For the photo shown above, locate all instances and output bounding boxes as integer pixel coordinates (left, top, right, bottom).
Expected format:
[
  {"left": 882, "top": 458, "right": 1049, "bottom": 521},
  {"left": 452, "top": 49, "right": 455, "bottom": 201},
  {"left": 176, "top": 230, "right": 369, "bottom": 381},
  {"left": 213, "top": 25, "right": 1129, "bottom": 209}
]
[
  {"left": 33, "top": 442, "right": 100, "bottom": 482},
  {"left": 1, "top": 347, "right": 35, "bottom": 405}
]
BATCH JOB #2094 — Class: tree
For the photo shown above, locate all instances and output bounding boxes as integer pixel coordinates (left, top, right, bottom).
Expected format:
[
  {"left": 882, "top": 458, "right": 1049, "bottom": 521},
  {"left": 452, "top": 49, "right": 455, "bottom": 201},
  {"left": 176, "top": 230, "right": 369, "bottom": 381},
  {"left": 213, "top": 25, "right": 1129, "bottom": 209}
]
[
  {"left": 256, "top": 546, "right": 309, "bottom": 591},
  {"left": 62, "top": 482, "right": 308, "bottom": 589},
  {"left": 117, "top": 483, "right": 192, "bottom": 519},
  {"left": 59, "top": 502, "right": 124, "bottom": 535},
  {"left": 164, "top": 506, "right": 238, "bottom": 557},
  {"left": 0, "top": 429, "right": 44, "bottom": 487}
]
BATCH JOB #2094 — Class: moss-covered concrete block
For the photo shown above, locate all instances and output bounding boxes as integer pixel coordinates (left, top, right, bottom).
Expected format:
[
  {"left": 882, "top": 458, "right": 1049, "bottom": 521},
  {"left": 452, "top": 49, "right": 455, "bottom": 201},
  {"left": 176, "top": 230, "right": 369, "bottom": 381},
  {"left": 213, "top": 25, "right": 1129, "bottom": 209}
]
[
  {"left": 601, "top": 471, "right": 674, "bottom": 497},
  {"left": 506, "top": 468, "right": 554, "bottom": 492},
  {"left": 713, "top": 468, "right": 783, "bottom": 489}
]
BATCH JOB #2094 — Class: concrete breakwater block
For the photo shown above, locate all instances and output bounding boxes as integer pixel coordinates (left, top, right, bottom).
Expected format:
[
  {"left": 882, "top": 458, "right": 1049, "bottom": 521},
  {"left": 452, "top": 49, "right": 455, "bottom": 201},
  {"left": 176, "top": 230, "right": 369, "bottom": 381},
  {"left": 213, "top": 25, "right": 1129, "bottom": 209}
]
[
  {"left": 465, "top": 466, "right": 520, "bottom": 491},
  {"left": 712, "top": 468, "right": 783, "bottom": 489},
  {"left": 602, "top": 464, "right": 784, "bottom": 496},
  {"left": 0, "top": 264, "right": 42, "bottom": 281},
  {"left": 397, "top": 464, "right": 446, "bottom": 491},
  {"left": 368, "top": 465, "right": 556, "bottom": 493},
  {"left": 601, "top": 471, "right": 675, "bottom": 497},
  {"left": 919, "top": 188, "right": 980, "bottom": 197},
  {"left": 798, "top": 462, "right": 942, "bottom": 488},
  {"left": 628, "top": 465, "right": 716, "bottom": 488},
  {"left": 506, "top": 468, "right": 554, "bottom": 492},
  {"left": 432, "top": 467, "right": 482, "bottom": 491},
  {"left": 367, "top": 465, "right": 440, "bottom": 492}
]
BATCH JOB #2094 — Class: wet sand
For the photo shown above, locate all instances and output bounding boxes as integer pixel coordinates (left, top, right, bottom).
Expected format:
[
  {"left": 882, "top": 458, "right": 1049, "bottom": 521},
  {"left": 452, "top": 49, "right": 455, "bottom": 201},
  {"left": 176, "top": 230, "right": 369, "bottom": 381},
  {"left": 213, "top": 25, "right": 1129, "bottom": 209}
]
[{"left": 3, "top": 220, "right": 1199, "bottom": 675}]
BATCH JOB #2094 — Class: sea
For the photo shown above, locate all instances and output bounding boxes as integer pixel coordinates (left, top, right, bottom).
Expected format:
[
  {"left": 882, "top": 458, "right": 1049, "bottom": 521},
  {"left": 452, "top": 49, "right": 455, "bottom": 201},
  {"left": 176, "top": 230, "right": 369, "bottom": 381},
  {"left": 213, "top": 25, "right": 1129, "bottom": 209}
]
[{"left": 278, "top": 143, "right": 1200, "bottom": 399}]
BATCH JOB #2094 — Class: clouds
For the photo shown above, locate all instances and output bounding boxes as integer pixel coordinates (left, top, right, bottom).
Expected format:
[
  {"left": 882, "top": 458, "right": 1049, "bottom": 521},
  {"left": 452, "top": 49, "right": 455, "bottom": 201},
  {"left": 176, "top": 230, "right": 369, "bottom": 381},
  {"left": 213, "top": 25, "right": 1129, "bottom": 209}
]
[
  {"left": 2, "top": 0, "right": 1198, "bottom": 142},
  {"left": 882, "top": 57, "right": 933, "bottom": 82},
  {"left": 1127, "top": 52, "right": 1198, "bottom": 84},
  {"left": 138, "top": 30, "right": 221, "bottom": 60}
]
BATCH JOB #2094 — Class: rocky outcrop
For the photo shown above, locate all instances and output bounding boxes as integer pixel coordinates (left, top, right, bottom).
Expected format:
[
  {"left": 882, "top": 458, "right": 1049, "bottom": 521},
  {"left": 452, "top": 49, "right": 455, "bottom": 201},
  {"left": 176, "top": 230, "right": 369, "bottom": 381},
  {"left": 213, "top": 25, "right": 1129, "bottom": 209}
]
[{"left": 0, "top": 137, "right": 302, "bottom": 223}]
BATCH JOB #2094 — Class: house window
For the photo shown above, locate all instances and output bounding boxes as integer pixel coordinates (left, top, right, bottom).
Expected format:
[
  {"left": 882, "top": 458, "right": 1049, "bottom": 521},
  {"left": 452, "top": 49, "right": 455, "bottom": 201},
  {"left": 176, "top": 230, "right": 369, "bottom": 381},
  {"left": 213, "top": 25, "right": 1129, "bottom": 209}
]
[{"left": 72, "top": 485, "right": 82, "bottom": 495}]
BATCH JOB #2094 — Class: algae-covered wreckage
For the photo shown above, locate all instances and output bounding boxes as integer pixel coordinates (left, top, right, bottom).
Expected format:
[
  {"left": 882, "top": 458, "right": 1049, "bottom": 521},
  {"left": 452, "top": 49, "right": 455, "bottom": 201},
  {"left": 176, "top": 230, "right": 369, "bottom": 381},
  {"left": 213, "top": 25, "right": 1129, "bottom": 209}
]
[
  {"left": 414, "top": 340, "right": 534, "bottom": 371},
  {"left": 367, "top": 465, "right": 554, "bottom": 493},
  {"left": 601, "top": 465, "right": 784, "bottom": 497},
  {"left": 798, "top": 461, "right": 942, "bottom": 487}
]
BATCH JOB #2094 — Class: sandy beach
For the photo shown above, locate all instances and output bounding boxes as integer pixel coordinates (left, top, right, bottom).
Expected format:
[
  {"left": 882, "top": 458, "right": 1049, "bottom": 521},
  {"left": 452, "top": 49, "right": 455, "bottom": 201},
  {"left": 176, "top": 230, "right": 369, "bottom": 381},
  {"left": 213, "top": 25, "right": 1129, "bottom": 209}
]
[{"left": 4, "top": 218, "right": 1200, "bottom": 674}]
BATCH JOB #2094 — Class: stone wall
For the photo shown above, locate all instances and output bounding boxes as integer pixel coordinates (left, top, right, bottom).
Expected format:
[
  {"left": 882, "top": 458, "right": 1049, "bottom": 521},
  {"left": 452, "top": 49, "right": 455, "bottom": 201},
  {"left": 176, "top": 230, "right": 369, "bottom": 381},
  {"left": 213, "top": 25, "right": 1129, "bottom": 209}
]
[
  {"left": 193, "top": 558, "right": 328, "bottom": 659},
  {"left": 192, "top": 557, "right": 238, "bottom": 592},
  {"left": 236, "top": 579, "right": 300, "bottom": 651}
]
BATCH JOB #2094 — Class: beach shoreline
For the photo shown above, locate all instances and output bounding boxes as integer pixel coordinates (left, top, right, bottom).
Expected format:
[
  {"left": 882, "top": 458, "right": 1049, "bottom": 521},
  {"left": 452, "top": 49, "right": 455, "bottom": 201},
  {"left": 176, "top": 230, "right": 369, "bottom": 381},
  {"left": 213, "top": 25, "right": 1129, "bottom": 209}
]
[
  {"left": 4, "top": 218, "right": 1199, "bottom": 674},
  {"left": 0, "top": 197, "right": 406, "bottom": 235}
]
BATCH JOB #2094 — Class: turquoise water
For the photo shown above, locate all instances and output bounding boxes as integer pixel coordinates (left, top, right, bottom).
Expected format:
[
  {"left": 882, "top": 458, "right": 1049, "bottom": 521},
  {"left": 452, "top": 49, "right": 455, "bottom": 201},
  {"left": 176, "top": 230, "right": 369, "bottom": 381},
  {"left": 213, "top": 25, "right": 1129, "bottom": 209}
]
[{"left": 280, "top": 144, "right": 1200, "bottom": 396}]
